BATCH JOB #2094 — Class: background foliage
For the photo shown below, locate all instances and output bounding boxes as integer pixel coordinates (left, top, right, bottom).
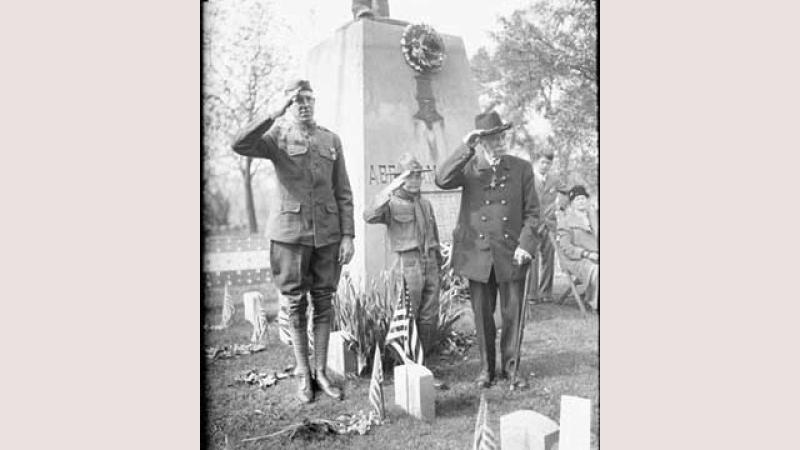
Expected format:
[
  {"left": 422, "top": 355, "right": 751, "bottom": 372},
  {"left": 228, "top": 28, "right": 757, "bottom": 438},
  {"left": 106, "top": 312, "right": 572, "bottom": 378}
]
[
  {"left": 203, "top": 0, "right": 598, "bottom": 233},
  {"left": 472, "top": 0, "right": 597, "bottom": 195}
]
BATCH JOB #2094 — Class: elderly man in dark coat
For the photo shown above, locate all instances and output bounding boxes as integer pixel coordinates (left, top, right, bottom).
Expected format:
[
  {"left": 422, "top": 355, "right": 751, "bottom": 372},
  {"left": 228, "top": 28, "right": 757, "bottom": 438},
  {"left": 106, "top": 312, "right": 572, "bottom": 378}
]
[
  {"left": 435, "top": 111, "right": 541, "bottom": 388},
  {"left": 231, "top": 80, "right": 355, "bottom": 404}
]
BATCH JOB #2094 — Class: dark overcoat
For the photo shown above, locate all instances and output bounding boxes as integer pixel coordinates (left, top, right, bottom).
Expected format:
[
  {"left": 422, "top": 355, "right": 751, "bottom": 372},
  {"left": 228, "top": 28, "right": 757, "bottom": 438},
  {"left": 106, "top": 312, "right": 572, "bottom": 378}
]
[
  {"left": 231, "top": 116, "right": 355, "bottom": 247},
  {"left": 435, "top": 144, "right": 541, "bottom": 283}
]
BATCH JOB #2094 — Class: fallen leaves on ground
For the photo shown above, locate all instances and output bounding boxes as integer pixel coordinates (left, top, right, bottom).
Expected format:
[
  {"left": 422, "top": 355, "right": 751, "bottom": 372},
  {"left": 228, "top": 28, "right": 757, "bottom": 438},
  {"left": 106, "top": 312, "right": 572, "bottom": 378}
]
[
  {"left": 439, "top": 331, "right": 476, "bottom": 360},
  {"left": 241, "top": 410, "right": 385, "bottom": 444},
  {"left": 205, "top": 343, "right": 268, "bottom": 361},
  {"left": 233, "top": 366, "right": 296, "bottom": 390}
]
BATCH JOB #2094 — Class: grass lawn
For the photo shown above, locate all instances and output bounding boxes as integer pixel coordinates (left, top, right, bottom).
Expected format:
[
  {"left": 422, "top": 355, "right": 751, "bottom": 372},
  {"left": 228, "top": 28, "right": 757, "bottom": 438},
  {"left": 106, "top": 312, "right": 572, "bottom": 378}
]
[{"left": 202, "top": 286, "right": 599, "bottom": 449}]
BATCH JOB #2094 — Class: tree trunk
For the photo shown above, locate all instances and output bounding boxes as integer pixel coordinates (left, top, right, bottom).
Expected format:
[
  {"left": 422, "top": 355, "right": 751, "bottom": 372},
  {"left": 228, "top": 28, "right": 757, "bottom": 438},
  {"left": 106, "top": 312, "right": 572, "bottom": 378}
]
[{"left": 242, "top": 157, "right": 259, "bottom": 234}]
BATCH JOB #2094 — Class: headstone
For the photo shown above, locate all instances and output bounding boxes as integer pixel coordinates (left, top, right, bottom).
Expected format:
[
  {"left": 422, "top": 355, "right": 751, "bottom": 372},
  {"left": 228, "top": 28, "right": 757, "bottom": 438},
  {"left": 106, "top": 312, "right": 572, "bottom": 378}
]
[
  {"left": 393, "top": 362, "right": 435, "bottom": 421},
  {"left": 306, "top": 18, "right": 480, "bottom": 279},
  {"left": 500, "top": 410, "right": 559, "bottom": 450},
  {"left": 243, "top": 291, "right": 268, "bottom": 344},
  {"left": 326, "top": 330, "right": 358, "bottom": 377},
  {"left": 558, "top": 395, "right": 591, "bottom": 450}
]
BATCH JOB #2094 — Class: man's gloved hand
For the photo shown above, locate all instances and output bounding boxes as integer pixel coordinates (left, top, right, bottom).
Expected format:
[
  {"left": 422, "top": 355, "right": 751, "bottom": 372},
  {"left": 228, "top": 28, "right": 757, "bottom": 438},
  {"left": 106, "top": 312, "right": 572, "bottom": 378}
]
[
  {"left": 462, "top": 129, "right": 483, "bottom": 148},
  {"left": 513, "top": 247, "right": 532, "bottom": 266}
]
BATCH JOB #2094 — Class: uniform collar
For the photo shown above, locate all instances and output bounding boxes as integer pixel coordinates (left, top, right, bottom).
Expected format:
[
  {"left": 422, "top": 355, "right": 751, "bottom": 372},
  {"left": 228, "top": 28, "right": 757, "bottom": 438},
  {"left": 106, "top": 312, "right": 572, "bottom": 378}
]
[
  {"left": 293, "top": 120, "right": 317, "bottom": 135},
  {"left": 476, "top": 152, "right": 510, "bottom": 171}
]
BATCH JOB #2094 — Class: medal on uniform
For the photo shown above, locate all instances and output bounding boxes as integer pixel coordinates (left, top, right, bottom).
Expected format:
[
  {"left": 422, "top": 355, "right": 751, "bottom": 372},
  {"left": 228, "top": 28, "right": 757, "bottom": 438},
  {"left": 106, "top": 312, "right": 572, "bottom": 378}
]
[{"left": 489, "top": 166, "right": 498, "bottom": 189}]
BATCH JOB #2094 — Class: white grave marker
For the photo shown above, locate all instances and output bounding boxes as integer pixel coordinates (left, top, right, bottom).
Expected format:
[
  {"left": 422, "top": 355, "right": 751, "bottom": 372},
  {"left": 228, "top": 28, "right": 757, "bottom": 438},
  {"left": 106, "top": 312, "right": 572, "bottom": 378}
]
[
  {"left": 393, "top": 362, "right": 435, "bottom": 421},
  {"left": 326, "top": 331, "right": 357, "bottom": 377},
  {"left": 500, "top": 410, "right": 559, "bottom": 450},
  {"left": 558, "top": 395, "right": 591, "bottom": 450}
]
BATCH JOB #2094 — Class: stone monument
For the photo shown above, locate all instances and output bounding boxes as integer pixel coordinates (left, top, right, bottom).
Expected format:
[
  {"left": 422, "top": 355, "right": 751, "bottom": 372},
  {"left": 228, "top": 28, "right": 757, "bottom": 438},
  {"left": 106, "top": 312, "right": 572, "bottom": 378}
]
[{"left": 305, "top": 3, "right": 480, "bottom": 279}]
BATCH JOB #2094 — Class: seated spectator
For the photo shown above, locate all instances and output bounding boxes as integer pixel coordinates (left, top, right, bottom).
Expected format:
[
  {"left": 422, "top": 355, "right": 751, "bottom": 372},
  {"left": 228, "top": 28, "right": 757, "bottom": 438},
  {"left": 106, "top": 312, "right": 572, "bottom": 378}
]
[{"left": 556, "top": 186, "right": 599, "bottom": 310}]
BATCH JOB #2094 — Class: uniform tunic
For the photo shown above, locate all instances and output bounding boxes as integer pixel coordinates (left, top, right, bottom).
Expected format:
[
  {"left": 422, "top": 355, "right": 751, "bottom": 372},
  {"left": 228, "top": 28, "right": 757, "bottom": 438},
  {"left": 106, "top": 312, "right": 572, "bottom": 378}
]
[
  {"left": 435, "top": 144, "right": 541, "bottom": 283},
  {"left": 364, "top": 190, "right": 441, "bottom": 326},
  {"left": 232, "top": 115, "right": 355, "bottom": 248},
  {"left": 232, "top": 114, "right": 355, "bottom": 330}
]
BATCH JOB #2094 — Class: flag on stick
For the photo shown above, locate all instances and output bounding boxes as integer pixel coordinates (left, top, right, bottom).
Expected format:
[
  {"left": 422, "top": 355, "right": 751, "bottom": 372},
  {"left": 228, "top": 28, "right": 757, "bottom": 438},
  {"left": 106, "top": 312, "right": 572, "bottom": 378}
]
[
  {"left": 385, "top": 272, "right": 424, "bottom": 365},
  {"left": 210, "top": 283, "right": 235, "bottom": 330},
  {"left": 369, "top": 346, "right": 385, "bottom": 421},
  {"left": 473, "top": 394, "right": 498, "bottom": 450}
]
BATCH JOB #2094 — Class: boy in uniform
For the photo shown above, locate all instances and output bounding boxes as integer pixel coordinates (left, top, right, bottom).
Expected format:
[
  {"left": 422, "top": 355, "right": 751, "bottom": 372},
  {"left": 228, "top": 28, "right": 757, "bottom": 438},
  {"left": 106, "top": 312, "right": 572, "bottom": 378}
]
[{"left": 364, "top": 153, "right": 441, "bottom": 360}]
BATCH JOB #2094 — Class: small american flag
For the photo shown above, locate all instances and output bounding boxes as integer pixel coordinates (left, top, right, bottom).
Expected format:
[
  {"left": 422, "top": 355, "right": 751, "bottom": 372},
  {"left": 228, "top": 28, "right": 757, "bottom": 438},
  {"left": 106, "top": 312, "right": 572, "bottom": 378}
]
[
  {"left": 209, "top": 283, "right": 235, "bottom": 330},
  {"left": 369, "top": 346, "right": 385, "bottom": 421},
  {"left": 385, "top": 273, "right": 424, "bottom": 365},
  {"left": 473, "top": 394, "right": 498, "bottom": 450}
]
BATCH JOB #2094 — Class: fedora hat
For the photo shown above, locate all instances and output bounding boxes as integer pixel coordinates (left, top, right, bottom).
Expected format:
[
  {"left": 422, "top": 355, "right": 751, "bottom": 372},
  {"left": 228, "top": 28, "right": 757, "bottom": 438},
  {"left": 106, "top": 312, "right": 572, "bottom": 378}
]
[{"left": 474, "top": 111, "right": 512, "bottom": 137}]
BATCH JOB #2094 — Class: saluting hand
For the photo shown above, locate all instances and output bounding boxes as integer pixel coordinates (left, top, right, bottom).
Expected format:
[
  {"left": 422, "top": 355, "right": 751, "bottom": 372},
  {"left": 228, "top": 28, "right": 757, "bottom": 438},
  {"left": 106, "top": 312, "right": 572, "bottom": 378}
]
[
  {"left": 463, "top": 129, "right": 483, "bottom": 149},
  {"left": 267, "top": 88, "right": 299, "bottom": 119},
  {"left": 376, "top": 171, "right": 410, "bottom": 204}
]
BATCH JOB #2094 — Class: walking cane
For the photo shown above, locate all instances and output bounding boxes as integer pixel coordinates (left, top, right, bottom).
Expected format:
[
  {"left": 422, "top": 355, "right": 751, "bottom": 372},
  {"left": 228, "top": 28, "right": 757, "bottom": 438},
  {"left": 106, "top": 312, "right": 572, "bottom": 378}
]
[{"left": 509, "top": 260, "right": 532, "bottom": 391}]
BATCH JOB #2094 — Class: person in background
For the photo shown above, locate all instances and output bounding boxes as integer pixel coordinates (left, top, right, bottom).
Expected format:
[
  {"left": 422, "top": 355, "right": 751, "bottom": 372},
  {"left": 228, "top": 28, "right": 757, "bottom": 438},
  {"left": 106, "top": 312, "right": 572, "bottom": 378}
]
[
  {"left": 231, "top": 79, "right": 355, "bottom": 404},
  {"left": 556, "top": 185, "right": 599, "bottom": 310},
  {"left": 526, "top": 148, "right": 566, "bottom": 304}
]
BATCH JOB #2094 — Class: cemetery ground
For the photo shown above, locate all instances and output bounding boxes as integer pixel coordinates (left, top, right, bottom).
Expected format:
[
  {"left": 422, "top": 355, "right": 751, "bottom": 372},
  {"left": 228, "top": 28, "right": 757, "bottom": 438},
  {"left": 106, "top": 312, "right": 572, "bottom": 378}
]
[{"left": 203, "top": 281, "right": 599, "bottom": 449}]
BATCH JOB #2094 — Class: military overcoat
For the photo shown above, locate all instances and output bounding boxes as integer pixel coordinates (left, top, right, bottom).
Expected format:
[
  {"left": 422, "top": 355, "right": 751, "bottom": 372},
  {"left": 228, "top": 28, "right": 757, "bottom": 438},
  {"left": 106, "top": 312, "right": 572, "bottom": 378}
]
[
  {"left": 435, "top": 144, "right": 541, "bottom": 283},
  {"left": 231, "top": 116, "right": 355, "bottom": 247}
]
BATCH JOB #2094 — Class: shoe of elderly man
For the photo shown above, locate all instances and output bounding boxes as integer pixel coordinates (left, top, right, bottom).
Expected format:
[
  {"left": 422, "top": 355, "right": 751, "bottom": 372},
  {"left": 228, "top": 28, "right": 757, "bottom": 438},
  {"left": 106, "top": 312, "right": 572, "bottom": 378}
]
[{"left": 475, "top": 370, "right": 494, "bottom": 389}]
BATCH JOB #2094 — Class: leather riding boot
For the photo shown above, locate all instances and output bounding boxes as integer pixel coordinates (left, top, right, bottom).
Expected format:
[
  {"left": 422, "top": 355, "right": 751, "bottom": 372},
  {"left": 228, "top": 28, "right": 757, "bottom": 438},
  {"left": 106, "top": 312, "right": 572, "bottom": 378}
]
[
  {"left": 290, "top": 321, "right": 314, "bottom": 403},
  {"left": 292, "top": 327, "right": 314, "bottom": 403},
  {"left": 313, "top": 321, "right": 343, "bottom": 400}
]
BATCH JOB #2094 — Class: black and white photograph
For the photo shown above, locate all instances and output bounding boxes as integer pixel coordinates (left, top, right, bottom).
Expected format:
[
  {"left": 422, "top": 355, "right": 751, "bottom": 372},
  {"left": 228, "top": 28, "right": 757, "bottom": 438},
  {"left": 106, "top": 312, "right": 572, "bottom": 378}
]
[
  {"left": 202, "top": 0, "right": 598, "bottom": 448},
  {"left": 9, "top": 2, "right": 800, "bottom": 450}
]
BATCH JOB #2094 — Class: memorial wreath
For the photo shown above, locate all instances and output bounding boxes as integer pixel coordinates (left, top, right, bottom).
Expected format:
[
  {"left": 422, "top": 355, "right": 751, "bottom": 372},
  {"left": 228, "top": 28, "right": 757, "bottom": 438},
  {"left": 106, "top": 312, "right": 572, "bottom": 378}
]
[{"left": 400, "top": 23, "right": 446, "bottom": 74}]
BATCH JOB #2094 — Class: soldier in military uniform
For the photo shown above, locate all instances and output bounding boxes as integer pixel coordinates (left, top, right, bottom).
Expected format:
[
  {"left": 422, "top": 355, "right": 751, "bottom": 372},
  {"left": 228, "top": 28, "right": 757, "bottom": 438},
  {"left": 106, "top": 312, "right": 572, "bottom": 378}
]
[
  {"left": 363, "top": 153, "right": 441, "bottom": 361},
  {"left": 435, "top": 111, "right": 541, "bottom": 388},
  {"left": 231, "top": 80, "right": 355, "bottom": 403}
]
